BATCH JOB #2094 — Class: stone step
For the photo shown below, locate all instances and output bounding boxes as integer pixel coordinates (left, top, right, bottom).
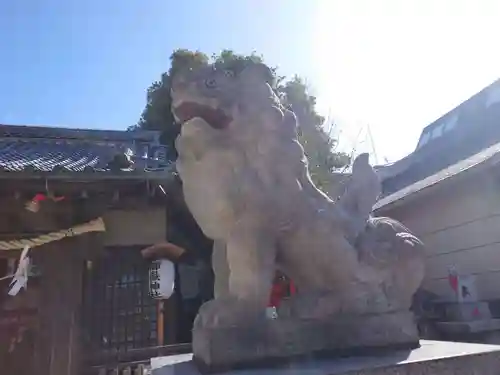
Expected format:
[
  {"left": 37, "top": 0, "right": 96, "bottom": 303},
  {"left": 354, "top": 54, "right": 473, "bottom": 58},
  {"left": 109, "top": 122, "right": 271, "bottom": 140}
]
[
  {"left": 436, "top": 319, "right": 500, "bottom": 334},
  {"left": 439, "top": 301, "right": 492, "bottom": 322},
  {"left": 151, "top": 340, "right": 500, "bottom": 375}
]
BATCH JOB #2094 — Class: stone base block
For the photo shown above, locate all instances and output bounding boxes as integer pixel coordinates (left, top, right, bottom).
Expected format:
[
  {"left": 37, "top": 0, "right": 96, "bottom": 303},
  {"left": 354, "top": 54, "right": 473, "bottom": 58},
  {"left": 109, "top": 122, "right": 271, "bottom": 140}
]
[
  {"left": 192, "top": 311, "right": 419, "bottom": 372},
  {"left": 151, "top": 340, "right": 500, "bottom": 375}
]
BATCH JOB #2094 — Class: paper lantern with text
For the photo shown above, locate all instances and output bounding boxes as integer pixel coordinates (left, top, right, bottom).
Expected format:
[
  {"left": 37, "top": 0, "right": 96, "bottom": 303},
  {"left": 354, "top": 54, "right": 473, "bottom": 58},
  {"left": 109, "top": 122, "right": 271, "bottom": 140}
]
[{"left": 149, "top": 259, "right": 175, "bottom": 299}]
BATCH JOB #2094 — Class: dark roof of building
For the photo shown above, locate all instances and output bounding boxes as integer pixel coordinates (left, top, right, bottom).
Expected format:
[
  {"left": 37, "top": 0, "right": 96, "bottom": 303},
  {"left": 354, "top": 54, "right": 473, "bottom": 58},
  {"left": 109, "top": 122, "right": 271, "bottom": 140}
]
[
  {"left": 418, "top": 78, "right": 500, "bottom": 140},
  {"left": 374, "top": 141, "right": 500, "bottom": 211},
  {"left": 379, "top": 77, "right": 500, "bottom": 197},
  {"left": 0, "top": 124, "right": 175, "bottom": 180}
]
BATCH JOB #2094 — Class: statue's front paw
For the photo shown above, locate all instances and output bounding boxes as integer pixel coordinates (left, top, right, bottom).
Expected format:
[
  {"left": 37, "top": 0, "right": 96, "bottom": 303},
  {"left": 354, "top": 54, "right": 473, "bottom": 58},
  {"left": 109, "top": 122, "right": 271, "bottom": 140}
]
[
  {"left": 194, "top": 299, "right": 227, "bottom": 329},
  {"left": 194, "top": 297, "right": 258, "bottom": 330}
]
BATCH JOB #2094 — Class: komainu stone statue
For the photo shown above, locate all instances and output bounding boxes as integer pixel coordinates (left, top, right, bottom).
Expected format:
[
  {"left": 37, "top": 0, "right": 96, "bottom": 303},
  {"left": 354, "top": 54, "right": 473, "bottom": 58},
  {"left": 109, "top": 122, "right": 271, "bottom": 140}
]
[{"left": 171, "top": 62, "right": 426, "bottom": 371}]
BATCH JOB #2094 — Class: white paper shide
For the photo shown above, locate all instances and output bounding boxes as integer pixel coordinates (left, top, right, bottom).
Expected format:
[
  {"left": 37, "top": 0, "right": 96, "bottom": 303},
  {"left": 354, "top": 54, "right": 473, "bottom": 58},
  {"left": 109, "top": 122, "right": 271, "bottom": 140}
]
[{"left": 8, "top": 246, "right": 31, "bottom": 296}]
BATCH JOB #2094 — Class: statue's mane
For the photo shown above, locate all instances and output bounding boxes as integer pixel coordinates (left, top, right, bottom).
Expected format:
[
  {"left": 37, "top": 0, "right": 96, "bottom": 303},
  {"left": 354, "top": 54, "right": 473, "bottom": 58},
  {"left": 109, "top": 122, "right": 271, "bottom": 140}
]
[{"left": 229, "top": 106, "right": 313, "bottom": 195}]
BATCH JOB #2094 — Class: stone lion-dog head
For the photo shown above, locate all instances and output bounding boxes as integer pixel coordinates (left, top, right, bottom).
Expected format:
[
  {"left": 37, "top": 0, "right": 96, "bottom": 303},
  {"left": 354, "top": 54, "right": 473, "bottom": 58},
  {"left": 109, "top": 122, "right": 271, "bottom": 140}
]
[{"left": 171, "top": 62, "right": 309, "bottom": 239}]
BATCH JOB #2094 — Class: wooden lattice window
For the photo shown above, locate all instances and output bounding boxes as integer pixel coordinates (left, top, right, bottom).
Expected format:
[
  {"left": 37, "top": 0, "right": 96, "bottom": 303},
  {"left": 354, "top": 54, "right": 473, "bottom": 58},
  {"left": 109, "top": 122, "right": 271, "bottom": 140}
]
[{"left": 82, "top": 247, "right": 158, "bottom": 354}]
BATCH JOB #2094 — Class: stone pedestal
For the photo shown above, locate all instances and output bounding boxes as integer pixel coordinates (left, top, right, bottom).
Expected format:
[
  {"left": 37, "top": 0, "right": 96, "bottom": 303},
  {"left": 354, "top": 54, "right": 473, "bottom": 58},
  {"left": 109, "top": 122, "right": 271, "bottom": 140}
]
[
  {"left": 192, "top": 311, "right": 419, "bottom": 372},
  {"left": 151, "top": 340, "right": 500, "bottom": 375}
]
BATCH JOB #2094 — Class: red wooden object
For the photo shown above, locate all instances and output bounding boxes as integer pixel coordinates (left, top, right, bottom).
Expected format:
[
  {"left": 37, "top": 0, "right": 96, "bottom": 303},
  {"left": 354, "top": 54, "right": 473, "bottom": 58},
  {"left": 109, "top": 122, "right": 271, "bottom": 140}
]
[{"left": 267, "top": 276, "right": 297, "bottom": 308}]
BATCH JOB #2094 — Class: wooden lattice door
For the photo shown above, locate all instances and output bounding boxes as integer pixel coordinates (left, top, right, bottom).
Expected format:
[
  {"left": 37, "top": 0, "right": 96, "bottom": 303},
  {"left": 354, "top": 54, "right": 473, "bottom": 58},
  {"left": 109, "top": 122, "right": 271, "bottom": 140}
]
[{"left": 82, "top": 247, "right": 158, "bottom": 358}]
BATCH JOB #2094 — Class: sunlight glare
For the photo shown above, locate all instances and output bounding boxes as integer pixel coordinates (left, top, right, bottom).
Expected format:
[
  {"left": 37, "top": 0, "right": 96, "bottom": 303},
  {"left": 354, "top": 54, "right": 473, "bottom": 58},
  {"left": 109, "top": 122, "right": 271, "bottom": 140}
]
[{"left": 311, "top": 0, "right": 500, "bottom": 163}]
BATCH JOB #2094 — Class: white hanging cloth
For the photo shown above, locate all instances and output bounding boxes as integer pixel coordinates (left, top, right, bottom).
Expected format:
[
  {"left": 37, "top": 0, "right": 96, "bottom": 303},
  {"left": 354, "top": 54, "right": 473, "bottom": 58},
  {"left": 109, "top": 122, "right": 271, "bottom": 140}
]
[{"left": 8, "top": 246, "right": 31, "bottom": 296}]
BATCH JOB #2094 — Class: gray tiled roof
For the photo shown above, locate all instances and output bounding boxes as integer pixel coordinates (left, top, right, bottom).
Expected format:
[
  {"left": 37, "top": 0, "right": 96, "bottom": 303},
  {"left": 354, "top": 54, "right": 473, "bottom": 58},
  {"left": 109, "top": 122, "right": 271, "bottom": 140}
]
[{"left": 0, "top": 124, "right": 174, "bottom": 179}]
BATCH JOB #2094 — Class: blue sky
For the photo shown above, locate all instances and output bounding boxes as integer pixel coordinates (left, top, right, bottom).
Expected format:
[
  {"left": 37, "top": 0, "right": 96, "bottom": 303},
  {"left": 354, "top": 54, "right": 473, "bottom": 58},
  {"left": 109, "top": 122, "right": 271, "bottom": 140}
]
[
  {"left": 0, "top": 1, "right": 314, "bottom": 129},
  {"left": 1, "top": 1, "right": 500, "bottom": 162}
]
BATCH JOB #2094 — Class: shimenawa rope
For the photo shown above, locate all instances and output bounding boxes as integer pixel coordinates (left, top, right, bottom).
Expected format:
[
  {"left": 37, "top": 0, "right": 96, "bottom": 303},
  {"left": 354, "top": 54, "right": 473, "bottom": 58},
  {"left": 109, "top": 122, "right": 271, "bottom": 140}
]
[{"left": 0, "top": 217, "right": 106, "bottom": 251}]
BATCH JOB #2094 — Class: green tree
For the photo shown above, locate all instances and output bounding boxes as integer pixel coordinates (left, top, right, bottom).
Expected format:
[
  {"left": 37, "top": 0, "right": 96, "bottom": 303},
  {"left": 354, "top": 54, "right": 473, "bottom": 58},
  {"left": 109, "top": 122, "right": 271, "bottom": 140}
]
[
  {"left": 131, "top": 49, "right": 209, "bottom": 161},
  {"left": 135, "top": 49, "right": 349, "bottom": 190},
  {"left": 279, "top": 76, "right": 350, "bottom": 192}
]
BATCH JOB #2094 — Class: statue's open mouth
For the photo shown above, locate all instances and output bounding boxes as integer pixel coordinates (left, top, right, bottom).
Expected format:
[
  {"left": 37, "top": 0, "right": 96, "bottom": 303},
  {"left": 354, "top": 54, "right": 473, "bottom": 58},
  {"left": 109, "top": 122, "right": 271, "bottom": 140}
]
[{"left": 173, "top": 102, "right": 232, "bottom": 130}]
